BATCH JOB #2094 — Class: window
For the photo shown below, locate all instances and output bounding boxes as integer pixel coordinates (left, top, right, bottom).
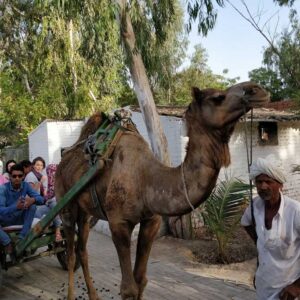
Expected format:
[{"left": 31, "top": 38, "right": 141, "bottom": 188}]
[{"left": 258, "top": 122, "right": 278, "bottom": 146}]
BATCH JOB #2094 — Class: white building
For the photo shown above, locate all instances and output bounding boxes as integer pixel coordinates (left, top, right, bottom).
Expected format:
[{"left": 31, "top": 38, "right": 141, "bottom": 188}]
[
  {"left": 28, "top": 119, "right": 84, "bottom": 164},
  {"left": 29, "top": 105, "right": 300, "bottom": 200}
]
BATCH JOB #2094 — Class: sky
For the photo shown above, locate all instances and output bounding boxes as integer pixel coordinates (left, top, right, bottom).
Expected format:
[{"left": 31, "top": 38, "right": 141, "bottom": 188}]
[{"left": 187, "top": 0, "right": 300, "bottom": 81}]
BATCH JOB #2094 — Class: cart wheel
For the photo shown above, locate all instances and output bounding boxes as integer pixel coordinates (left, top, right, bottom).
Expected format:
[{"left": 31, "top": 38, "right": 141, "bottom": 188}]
[{"left": 56, "top": 233, "right": 81, "bottom": 271}]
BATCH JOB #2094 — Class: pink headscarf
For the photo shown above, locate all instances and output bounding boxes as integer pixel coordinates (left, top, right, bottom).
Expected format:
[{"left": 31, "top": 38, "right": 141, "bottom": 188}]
[
  {"left": 46, "top": 164, "right": 57, "bottom": 200},
  {"left": 0, "top": 174, "right": 8, "bottom": 185}
]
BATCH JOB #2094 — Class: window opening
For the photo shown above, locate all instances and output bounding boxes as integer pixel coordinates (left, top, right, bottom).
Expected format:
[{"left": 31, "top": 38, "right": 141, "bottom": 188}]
[{"left": 258, "top": 122, "right": 278, "bottom": 145}]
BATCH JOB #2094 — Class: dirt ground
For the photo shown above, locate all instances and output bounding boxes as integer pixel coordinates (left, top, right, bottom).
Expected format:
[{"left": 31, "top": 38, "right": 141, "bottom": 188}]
[
  {"left": 150, "top": 226, "right": 258, "bottom": 287},
  {"left": 1, "top": 230, "right": 256, "bottom": 300},
  {"left": 191, "top": 227, "right": 257, "bottom": 264}
]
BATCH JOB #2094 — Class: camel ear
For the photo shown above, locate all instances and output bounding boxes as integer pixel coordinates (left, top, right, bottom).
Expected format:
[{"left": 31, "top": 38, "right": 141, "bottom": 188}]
[{"left": 192, "top": 87, "right": 204, "bottom": 102}]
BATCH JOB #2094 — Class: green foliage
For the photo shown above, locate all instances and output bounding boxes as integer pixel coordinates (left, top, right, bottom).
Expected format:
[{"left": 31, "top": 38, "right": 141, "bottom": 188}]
[
  {"left": 0, "top": 0, "right": 244, "bottom": 146},
  {"left": 201, "top": 176, "right": 249, "bottom": 263},
  {"left": 154, "top": 44, "right": 238, "bottom": 105},
  {"left": 0, "top": 0, "right": 126, "bottom": 145},
  {"left": 257, "top": 10, "right": 300, "bottom": 102},
  {"left": 185, "top": 0, "right": 225, "bottom": 35},
  {"left": 0, "top": 68, "right": 47, "bottom": 145}
]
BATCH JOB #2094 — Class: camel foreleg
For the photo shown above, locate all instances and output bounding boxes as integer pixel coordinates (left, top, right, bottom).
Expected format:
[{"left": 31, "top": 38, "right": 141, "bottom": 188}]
[
  {"left": 63, "top": 220, "right": 76, "bottom": 300},
  {"left": 110, "top": 221, "right": 138, "bottom": 300},
  {"left": 133, "top": 215, "right": 161, "bottom": 299},
  {"left": 77, "top": 213, "right": 101, "bottom": 300}
]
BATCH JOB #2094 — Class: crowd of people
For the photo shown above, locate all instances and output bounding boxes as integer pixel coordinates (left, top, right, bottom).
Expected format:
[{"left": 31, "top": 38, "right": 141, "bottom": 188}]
[{"left": 0, "top": 156, "right": 62, "bottom": 261}]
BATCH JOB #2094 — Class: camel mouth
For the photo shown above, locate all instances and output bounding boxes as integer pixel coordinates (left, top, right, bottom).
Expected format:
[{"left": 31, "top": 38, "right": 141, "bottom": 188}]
[
  {"left": 227, "top": 82, "right": 270, "bottom": 108},
  {"left": 245, "top": 92, "right": 270, "bottom": 108}
]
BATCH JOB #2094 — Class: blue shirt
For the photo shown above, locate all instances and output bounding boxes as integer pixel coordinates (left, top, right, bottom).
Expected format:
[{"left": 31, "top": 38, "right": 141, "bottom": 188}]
[{"left": 0, "top": 181, "right": 44, "bottom": 216}]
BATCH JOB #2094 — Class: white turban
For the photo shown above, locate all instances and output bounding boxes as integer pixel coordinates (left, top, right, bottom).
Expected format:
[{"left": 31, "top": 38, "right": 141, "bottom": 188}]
[{"left": 249, "top": 155, "right": 286, "bottom": 183}]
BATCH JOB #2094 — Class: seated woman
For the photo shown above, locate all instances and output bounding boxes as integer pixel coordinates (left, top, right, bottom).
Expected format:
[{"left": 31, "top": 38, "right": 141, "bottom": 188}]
[
  {"left": 3, "top": 159, "right": 16, "bottom": 180},
  {"left": 24, "top": 157, "right": 47, "bottom": 196},
  {"left": 39, "top": 163, "right": 63, "bottom": 242}
]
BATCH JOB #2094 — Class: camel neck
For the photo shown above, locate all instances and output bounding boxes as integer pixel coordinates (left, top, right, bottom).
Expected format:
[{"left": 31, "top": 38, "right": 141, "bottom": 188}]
[{"left": 149, "top": 130, "right": 222, "bottom": 216}]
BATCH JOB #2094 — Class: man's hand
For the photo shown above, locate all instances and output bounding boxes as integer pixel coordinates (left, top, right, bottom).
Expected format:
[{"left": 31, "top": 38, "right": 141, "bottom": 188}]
[
  {"left": 16, "top": 199, "right": 25, "bottom": 210},
  {"left": 23, "top": 197, "right": 35, "bottom": 209},
  {"left": 279, "top": 283, "right": 300, "bottom": 300}
]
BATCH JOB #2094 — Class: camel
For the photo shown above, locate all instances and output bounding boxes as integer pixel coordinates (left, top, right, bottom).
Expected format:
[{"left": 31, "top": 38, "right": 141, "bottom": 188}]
[{"left": 55, "top": 81, "right": 269, "bottom": 300}]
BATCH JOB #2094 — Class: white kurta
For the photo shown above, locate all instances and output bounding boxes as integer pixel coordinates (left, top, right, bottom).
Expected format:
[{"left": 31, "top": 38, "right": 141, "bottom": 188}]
[{"left": 241, "top": 194, "right": 300, "bottom": 300}]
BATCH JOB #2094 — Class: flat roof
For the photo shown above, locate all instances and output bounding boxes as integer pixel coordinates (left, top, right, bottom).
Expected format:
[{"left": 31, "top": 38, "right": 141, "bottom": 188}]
[{"left": 129, "top": 105, "right": 300, "bottom": 121}]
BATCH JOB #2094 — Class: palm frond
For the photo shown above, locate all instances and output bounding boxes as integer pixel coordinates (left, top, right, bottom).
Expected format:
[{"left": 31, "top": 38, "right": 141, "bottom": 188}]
[{"left": 200, "top": 176, "right": 250, "bottom": 263}]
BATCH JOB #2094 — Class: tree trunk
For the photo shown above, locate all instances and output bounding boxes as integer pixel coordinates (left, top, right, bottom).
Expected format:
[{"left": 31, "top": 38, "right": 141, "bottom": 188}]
[
  {"left": 68, "top": 19, "right": 78, "bottom": 118},
  {"left": 23, "top": 74, "right": 34, "bottom": 99},
  {"left": 68, "top": 19, "right": 77, "bottom": 94},
  {"left": 118, "top": 0, "right": 170, "bottom": 166},
  {"left": 118, "top": 0, "right": 171, "bottom": 235}
]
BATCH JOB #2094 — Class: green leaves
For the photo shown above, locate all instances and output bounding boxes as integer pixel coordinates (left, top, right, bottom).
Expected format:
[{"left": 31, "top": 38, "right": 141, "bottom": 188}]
[
  {"left": 154, "top": 44, "right": 238, "bottom": 105},
  {"left": 0, "top": 0, "right": 124, "bottom": 145},
  {"left": 185, "top": 0, "right": 225, "bottom": 35},
  {"left": 201, "top": 176, "right": 250, "bottom": 263},
  {"left": 253, "top": 9, "right": 300, "bottom": 103}
]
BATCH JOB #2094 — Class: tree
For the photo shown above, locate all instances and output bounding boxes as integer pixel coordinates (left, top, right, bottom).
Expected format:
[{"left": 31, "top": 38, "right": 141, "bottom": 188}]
[
  {"left": 226, "top": 1, "right": 300, "bottom": 101},
  {"left": 155, "top": 44, "right": 238, "bottom": 105},
  {"left": 262, "top": 10, "right": 300, "bottom": 100},
  {"left": 0, "top": 1, "right": 127, "bottom": 144}
]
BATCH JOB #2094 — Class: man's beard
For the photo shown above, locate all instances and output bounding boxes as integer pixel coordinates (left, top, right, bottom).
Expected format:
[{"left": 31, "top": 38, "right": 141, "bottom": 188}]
[
  {"left": 12, "top": 183, "right": 21, "bottom": 189},
  {"left": 258, "top": 191, "right": 272, "bottom": 201}
]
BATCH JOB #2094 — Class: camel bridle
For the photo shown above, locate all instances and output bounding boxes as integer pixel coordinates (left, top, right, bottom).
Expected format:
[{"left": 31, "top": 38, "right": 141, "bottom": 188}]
[{"left": 242, "top": 108, "right": 257, "bottom": 238}]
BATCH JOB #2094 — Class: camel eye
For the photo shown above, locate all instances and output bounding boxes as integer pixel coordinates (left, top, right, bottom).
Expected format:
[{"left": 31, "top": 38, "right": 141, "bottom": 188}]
[{"left": 211, "top": 94, "right": 225, "bottom": 105}]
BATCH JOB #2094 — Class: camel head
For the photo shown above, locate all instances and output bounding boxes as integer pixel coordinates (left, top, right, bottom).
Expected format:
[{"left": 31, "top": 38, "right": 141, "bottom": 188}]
[{"left": 185, "top": 81, "right": 270, "bottom": 133}]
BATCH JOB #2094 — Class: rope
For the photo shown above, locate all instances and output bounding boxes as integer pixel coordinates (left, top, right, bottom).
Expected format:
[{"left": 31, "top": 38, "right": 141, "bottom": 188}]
[
  {"left": 243, "top": 109, "right": 257, "bottom": 240},
  {"left": 181, "top": 162, "right": 196, "bottom": 211}
]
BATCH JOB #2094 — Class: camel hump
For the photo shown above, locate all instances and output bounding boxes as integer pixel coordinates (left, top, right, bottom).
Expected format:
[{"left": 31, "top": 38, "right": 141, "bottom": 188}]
[{"left": 77, "top": 112, "right": 107, "bottom": 141}]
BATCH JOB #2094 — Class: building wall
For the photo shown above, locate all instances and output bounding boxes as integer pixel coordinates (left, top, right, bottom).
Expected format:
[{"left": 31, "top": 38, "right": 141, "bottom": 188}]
[
  {"left": 132, "top": 114, "right": 300, "bottom": 201},
  {"left": 28, "top": 120, "right": 49, "bottom": 163},
  {"left": 129, "top": 113, "right": 300, "bottom": 201},
  {"left": 29, "top": 113, "right": 300, "bottom": 201},
  {"left": 131, "top": 112, "right": 184, "bottom": 166},
  {"left": 30, "top": 112, "right": 184, "bottom": 166},
  {"left": 220, "top": 121, "right": 300, "bottom": 201},
  {"left": 47, "top": 121, "right": 84, "bottom": 164},
  {"left": 29, "top": 120, "right": 84, "bottom": 165}
]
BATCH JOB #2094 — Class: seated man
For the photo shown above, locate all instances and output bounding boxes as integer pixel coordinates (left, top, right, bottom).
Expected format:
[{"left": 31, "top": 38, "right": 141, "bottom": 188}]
[{"left": 0, "top": 164, "right": 44, "bottom": 255}]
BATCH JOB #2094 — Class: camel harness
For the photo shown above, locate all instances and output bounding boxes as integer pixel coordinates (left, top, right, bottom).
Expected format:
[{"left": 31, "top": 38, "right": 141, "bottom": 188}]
[
  {"left": 15, "top": 109, "right": 137, "bottom": 256},
  {"left": 83, "top": 109, "right": 137, "bottom": 220}
]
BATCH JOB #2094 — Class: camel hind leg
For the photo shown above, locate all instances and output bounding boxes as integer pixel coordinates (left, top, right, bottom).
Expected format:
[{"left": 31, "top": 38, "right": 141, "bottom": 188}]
[
  {"left": 77, "top": 212, "right": 101, "bottom": 300},
  {"left": 61, "top": 211, "right": 77, "bottom": 300},
  {"left": 133, "top": 215, "right": 161, "bottom": 299},
  {"left": 109, "top": 220, "right": 138, "bottom": 300}
]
